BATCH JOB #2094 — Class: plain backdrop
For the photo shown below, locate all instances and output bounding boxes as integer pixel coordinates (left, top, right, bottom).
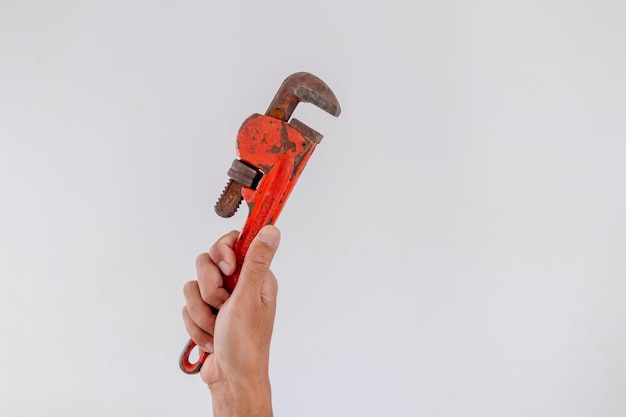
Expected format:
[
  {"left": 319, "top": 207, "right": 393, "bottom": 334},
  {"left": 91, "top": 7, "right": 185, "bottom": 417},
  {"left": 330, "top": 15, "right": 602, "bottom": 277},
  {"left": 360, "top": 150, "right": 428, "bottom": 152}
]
[{"left": 1, "top": 1, "right": 625, "bottom": 416}]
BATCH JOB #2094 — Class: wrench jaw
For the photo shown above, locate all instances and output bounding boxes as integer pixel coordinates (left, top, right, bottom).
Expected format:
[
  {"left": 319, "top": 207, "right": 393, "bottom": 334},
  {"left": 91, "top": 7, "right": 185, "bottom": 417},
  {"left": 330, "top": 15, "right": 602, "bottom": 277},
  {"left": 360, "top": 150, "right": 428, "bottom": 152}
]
[
  {"left": 181, "top": 71, "right": 340, "bottom": 375},
  {"left": 215, "top": 72, "right": 340, "bottom": 219},
  {"left": 215, "top": 71, "right": 341, "bottom": 288},
  {"left": 266, "top": 72, "right": 342, "bottom": 122},
  {"left": 224, "top": 115, "right": 316, "bottom": 293},
  {"left": 215, "top": 160, "right": 263, "bottom": 218},
  {"left": 289, "top": 118, "right": 323, "bottom": 144}
]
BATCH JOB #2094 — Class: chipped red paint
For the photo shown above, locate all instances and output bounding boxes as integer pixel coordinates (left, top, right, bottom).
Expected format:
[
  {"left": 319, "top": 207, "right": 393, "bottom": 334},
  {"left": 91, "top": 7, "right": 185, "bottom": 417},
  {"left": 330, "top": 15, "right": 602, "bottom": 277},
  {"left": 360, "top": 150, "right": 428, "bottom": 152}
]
[{"left": 180, "top": 72, "right": 340, "bottom": 374}]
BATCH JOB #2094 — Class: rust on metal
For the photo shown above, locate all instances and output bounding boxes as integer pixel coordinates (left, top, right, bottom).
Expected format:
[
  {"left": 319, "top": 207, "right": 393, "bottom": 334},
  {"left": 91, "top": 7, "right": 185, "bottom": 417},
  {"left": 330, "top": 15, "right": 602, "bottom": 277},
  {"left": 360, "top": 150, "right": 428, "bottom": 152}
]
[
  {"left": 181, "top": 71, "right": 341, "bottom": 375},
  {"left": 265, "top": 72, "right": 341, "bottom": 121},
  {"left": 215, "top": 160, "right": 262, "bottom": 218},
  {"left": 215, "top": 179, "right": 243, "bottom": 218}
]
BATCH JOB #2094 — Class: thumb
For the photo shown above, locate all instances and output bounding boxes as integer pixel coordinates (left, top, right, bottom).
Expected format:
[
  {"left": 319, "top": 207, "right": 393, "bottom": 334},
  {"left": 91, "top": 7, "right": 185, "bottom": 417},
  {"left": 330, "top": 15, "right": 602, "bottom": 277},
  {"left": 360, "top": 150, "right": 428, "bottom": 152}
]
[{"left": 236, "top": 225, "right": 280, "bottom": 297}]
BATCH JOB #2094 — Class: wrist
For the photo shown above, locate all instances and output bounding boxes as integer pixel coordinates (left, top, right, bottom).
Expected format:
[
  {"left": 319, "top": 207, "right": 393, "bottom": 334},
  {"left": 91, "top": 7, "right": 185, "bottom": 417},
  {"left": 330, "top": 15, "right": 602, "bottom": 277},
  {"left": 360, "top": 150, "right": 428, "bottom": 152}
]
[{"left": 210, "top": 377, "right": 273, "bottom": 417}]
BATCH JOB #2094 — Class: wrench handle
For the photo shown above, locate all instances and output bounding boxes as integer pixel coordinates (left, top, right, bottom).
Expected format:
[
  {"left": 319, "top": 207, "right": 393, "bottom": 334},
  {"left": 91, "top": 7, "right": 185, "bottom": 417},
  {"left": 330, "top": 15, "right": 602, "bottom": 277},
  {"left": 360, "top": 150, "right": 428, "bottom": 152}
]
[
  {"left": 178, "top": 217, "right": 274, "bottom": 374},
  {"left": 179, "top": 114, "right": 318, "bottom": 374},
  {"left": 179, "top": 339, "right": 209, "bottom": 374}
]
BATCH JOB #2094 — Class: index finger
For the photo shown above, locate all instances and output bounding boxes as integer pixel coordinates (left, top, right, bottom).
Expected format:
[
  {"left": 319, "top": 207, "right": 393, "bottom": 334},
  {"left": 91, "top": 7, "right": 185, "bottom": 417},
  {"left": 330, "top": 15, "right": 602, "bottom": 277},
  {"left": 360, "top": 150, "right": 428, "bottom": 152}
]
[{"left": 208, "top": 230, "right": 239, "bottom": 276}]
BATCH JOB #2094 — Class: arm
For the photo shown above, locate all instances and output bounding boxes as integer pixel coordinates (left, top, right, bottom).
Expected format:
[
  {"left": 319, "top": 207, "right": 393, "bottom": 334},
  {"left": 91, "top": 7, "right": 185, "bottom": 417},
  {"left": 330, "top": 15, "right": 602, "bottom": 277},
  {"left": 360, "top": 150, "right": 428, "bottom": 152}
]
[{"left": 182, "top": 225, "right": 280, "bottom": 417}]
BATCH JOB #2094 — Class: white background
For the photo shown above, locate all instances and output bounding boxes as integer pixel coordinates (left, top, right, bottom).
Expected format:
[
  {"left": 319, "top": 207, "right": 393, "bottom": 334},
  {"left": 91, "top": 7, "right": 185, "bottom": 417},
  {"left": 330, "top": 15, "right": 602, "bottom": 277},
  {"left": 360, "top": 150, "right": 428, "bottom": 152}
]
[{"left": 1, "top": 1, "right": 625, "bottom": 416}]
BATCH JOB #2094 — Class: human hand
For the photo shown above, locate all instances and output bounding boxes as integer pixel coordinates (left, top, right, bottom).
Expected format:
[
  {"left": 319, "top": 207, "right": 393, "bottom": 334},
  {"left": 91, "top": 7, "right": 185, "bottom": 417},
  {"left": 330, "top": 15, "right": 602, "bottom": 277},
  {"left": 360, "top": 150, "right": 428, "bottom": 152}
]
[{"left": 182, "top": 225, "right": 280, "bottom": 417}]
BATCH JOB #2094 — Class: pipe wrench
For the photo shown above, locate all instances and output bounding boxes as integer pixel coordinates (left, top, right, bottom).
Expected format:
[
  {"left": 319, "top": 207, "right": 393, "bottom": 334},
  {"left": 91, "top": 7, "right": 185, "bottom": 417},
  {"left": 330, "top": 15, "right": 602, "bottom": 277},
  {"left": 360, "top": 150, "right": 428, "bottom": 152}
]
[{"left": 180, "top": 72, "right": 341, "bottom": 374}]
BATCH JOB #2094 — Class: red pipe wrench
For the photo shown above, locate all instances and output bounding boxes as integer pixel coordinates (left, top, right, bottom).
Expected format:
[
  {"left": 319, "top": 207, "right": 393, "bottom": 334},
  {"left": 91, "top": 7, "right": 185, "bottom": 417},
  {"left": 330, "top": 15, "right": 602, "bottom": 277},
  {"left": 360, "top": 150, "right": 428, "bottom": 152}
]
[{"left": 180, "top": 72, "right": 341, "bottom": 374}]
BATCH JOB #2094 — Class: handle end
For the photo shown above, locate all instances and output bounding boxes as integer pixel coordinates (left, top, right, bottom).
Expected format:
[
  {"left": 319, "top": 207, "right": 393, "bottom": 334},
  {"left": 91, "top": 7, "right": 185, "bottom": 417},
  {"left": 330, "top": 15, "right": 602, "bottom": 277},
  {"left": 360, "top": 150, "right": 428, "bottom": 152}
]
[{"left": 179, "top": 338, "right": 209, "bottom": 374}]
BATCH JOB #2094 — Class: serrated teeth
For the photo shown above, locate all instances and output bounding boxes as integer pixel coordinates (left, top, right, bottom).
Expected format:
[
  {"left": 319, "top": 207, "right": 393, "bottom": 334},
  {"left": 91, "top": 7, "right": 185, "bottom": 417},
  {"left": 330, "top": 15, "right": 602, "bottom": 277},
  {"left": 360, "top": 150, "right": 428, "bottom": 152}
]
[{"left": 215, "top": 180, "right": 243, "bottom": 218}]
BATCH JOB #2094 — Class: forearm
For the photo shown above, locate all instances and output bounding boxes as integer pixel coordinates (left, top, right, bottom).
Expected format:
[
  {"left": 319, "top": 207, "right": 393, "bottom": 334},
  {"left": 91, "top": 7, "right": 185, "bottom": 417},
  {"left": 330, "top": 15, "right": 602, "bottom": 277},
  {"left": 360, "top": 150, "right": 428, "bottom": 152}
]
[{"left": 210, "top": 379, "right": 273, "bottom": 417}]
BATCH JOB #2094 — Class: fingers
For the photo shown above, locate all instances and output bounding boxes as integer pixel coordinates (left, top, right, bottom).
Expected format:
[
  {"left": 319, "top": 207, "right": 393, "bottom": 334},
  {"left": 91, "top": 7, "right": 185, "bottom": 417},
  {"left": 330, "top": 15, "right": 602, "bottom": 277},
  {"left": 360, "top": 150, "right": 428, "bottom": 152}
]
[
  {"left": 183, "top": 280, "right": 217, "bottom": 330},
  {"left": 208, "top": 230, "right": 239, "bottom": 276},
  {"left": 236, "top": 225, "right": 280, "bottom": 300},
  {"left": 183, "top": 226, "right": 280, "bottom": 355},
  {"left": 182, "top": 230, "right": 239, "bottom": 353},
  {"left": 195, "top": 230, "right": 239, "bottom": 308},
  {"left": 182, "top": 281, "right": 216, "bottom": 353},
  {"left": 182, "top": 305, "right": 214, "bottom": 353},
  {"left": 196, "top": 253, "right": 231, "bottom": 308}
]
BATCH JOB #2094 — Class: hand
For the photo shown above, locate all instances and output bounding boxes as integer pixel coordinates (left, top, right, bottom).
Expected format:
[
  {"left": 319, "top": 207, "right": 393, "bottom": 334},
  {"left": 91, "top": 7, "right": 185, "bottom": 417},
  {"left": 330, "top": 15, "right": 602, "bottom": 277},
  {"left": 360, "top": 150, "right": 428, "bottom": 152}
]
[{"left": 182, "top": 225, "right": 280, "bottom": 417}]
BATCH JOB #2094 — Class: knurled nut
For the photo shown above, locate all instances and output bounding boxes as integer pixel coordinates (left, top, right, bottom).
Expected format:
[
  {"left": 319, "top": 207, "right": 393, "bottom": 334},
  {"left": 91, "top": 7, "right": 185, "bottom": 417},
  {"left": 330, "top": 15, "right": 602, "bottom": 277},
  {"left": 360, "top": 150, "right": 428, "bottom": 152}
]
[{"left": 227, "top": 159, "right": 262, "bottom": 189}]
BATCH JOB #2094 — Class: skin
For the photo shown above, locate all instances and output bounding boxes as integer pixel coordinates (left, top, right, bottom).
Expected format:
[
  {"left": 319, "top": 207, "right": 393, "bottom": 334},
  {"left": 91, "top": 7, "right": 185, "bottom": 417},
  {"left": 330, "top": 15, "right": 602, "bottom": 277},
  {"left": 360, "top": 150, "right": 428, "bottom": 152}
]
[{"left": 182, "top": 225, "right": 280, "bottom": 417}]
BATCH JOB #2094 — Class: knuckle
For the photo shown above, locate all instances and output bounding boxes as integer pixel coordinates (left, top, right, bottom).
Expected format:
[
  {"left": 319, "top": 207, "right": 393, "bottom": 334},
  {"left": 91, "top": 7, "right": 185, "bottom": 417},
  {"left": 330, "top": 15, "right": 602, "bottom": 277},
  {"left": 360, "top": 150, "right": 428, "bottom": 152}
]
[
  {"left": 247, "top": 252, "right": 272, "bottom": 273},
  {"left": 195, "top": 253, "right": 210, "bottom": 269},
  {"left": 187, "top": 326, "right": 204, "bottom": 344},
  {"left": 183, "top": 305, "right": 212, "bottom": 337},
  {"left": 200, "top": 290, "right": 213, "bottom": 305},
  {"left": 197, "top": 268, "right": 221, "bottom": 300},
  {"left": 183, "top": 280, "right": 197, "bottom": 297},
  {"left": 219, "top": 230, "right": 239, "bottom": 245}
]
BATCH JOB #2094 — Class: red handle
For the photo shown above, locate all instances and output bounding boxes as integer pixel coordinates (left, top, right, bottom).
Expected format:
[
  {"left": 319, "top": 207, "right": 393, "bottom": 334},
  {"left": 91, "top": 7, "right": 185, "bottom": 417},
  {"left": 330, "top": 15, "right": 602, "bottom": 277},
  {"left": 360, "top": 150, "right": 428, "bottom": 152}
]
[
  {"left": 179, "top": 114, "right": 317, "bottom": 374},
  {"left": 179, "top": 339, "right": 209, "bottom": 374}
]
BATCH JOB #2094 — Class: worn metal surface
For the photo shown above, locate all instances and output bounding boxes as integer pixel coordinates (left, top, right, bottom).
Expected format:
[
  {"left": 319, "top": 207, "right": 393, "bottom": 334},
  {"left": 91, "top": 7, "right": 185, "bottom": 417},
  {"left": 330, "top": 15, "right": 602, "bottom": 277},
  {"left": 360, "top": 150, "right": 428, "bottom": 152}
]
[
  {"left": 266, "top": 72, "right": 341, "bottom": 121},
  {"left": 215, "top": 160, "right": 262, "bottom": 218},
  {"left": 289, "top": 118, "right": 323, "bottom": 144},
  {"left": 180, "top": 72, "right": 341, "bottom": 375},
  {"left": 214, "top": 180, "right": 243, "bottom": 218}
]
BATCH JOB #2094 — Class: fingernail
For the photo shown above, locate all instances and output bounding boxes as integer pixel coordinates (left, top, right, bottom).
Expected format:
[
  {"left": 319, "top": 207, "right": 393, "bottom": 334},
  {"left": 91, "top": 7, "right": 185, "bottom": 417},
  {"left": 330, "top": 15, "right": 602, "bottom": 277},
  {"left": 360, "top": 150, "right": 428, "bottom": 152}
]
[
  {"left": 218, "top": 261, "right": 232, "bottom": 275},
  {"left": 258, "top": 226, "right": 280, "bottom": 246},
  {"left": 205, "top": 341, "right": 214, "bottom": 353}
]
